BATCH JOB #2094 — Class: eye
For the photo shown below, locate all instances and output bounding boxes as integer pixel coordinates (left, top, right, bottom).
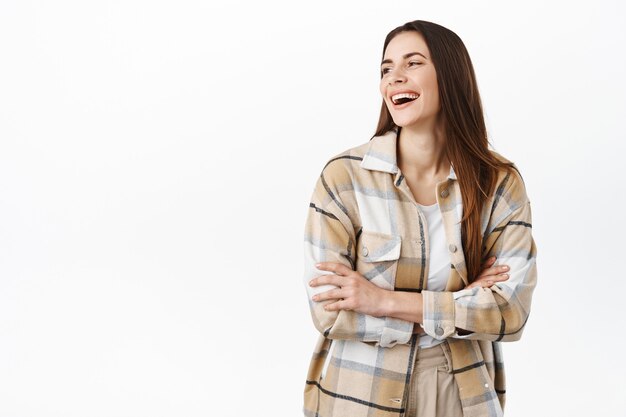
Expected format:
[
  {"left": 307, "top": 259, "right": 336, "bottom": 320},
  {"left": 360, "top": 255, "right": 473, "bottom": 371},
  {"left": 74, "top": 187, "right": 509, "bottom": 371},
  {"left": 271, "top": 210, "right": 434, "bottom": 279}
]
[
  {"left": 381, "top": 67, "right": 391, "bottom": 75},
  {"left": 409, "top": 61, "right": 422, "bottom": 67}
]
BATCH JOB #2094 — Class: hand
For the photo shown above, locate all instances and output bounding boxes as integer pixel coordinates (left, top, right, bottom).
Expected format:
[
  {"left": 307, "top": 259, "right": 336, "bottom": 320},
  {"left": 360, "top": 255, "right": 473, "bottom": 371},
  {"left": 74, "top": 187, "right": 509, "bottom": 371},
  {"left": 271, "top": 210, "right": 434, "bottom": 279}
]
[
  {"left": 465, "top": 256, "right": 510, "bottom": 289},
  {"left": 308, "top": 262, "right": 388, "bottom": 317}
]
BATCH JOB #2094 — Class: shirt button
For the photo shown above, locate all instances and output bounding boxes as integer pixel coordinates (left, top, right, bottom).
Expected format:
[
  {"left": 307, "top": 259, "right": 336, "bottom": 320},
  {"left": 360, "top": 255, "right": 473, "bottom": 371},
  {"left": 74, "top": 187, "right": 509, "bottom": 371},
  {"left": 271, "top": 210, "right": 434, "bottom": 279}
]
[
  {"left": 448, "top": 244, "right": 457, "bottom": 253},
  {"left": 362, "top": 246, "right": 369, "bottom": 257},
  {"left": 440, "top": 188, "right": 449, "bottom": 198},
  {"left": 435, "top": 326, "right": 444, "bottom": 336}
]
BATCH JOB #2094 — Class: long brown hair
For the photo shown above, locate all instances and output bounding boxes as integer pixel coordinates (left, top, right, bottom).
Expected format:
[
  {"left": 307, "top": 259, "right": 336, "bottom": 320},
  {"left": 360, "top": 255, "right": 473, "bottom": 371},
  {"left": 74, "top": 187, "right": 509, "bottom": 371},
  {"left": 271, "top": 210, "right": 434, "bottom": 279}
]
[{"left": 373, "top": 20, "right": 516, "bottom": 283}]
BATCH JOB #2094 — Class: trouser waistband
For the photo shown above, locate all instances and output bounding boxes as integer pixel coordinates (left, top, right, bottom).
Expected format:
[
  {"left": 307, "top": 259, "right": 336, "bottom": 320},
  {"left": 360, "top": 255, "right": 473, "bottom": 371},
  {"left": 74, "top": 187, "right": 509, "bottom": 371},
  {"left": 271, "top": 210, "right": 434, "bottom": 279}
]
[{"left": 413, "top": 341, "right": 453, "bottom": 373}]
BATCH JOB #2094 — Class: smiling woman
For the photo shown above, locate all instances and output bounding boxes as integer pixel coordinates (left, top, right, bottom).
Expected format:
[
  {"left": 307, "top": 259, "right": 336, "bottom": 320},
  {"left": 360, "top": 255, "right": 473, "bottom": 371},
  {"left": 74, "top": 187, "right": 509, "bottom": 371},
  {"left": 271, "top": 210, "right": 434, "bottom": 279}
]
[
  {"left": 379, "top": 34, "right": 440, "bottom": 130},
  {"left": 301, "top": 20, "right": 538, "bottom": 417}
]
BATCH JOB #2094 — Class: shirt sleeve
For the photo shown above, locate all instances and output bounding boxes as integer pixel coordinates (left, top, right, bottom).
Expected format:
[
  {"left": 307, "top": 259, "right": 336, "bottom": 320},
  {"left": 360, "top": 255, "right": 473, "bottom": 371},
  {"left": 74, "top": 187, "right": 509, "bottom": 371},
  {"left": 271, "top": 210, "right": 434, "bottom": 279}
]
[
  {"left": 421, "top": 170, "right": 538, "bottom": 342},
  {"left": 303, "top": 158, "right": 414, "bottom": 348}
]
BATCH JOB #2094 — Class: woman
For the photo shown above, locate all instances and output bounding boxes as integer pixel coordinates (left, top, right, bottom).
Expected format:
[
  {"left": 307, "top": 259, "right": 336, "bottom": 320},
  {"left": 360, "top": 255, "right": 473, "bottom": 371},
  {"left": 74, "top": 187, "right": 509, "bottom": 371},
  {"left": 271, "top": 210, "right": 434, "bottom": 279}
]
[{"left": 302, "top": 20, "right": 537, "bottom": 417}]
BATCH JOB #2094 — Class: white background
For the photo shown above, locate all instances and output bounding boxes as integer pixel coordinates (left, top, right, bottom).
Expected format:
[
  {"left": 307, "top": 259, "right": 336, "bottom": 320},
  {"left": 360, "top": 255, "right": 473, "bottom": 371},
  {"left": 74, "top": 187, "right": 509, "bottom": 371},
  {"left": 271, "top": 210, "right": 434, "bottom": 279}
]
[{"left": 1, "top": 1, "right": 625, "bottom": 416}]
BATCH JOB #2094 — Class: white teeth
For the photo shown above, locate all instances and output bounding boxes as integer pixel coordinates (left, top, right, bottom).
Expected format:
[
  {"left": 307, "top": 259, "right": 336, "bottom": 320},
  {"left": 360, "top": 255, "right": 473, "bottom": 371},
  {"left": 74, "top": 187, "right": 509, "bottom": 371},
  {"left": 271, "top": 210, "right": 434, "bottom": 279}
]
[{"left": 392, "top": 92, "right": 419, "bottom": 104}]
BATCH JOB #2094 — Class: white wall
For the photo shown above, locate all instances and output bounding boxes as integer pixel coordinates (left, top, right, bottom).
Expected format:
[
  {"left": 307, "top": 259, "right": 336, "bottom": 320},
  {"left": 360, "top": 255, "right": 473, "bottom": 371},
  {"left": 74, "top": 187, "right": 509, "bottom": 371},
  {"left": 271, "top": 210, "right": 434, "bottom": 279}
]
[{"left": 1, "top": 1, "right": 624, "bottom": 416}]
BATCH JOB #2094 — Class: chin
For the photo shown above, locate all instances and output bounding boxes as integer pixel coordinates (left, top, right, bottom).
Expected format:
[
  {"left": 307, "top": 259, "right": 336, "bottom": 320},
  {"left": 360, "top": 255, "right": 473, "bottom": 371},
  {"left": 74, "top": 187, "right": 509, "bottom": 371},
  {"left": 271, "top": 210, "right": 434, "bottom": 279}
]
[
  {"left": 391, "top": 112, "right": 437, "bottom": 130},
  {"left": 391, "top": 117, "right": 419, "bottom": 127}
]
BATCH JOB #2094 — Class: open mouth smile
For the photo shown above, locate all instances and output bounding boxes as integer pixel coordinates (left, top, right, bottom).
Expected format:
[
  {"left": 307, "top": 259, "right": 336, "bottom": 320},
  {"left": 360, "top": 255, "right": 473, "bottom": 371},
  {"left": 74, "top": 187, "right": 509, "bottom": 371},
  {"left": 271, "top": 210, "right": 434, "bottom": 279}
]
[{"left": 390, "top": 92, "right": 420, "bottom": 108}]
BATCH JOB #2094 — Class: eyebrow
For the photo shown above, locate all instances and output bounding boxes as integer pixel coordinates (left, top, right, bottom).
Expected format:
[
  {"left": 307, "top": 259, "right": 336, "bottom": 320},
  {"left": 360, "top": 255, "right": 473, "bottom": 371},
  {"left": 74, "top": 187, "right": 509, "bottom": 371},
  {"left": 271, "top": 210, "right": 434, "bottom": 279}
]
[{"left": 381, "top": 52, "right": 428, "bottom": 67}]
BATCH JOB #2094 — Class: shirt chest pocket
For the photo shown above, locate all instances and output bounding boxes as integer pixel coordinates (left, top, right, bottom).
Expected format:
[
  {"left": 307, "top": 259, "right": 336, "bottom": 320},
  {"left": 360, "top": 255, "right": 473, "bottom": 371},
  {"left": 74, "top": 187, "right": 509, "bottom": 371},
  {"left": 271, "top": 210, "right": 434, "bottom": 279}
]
[{"left": 355, "top": 229, "right": 402, "bottom": 290}]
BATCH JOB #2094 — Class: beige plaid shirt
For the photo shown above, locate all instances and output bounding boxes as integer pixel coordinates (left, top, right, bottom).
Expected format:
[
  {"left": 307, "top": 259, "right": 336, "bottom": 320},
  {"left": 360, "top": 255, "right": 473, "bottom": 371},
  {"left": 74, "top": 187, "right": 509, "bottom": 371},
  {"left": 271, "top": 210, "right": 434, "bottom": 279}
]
[{"left": 302, "top": 129, "right": 538, "bottom": 417}]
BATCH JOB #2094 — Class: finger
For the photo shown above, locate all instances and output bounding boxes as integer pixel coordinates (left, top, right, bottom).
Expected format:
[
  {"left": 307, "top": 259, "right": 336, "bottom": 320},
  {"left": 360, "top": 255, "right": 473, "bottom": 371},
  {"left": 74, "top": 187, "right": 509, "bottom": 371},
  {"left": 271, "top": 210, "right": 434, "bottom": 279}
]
[
  {"left": 480, "top": 275, "right": 510, "bottom": 287},
  {"left": 480, "top": 264, "right": 498, "bottom": 276},
  {"left": 309, "top": 274, "right": 347, "bottom": 287},
  {"left": 312, "top": 288, "right": 344, "bottom": 302},
  {"left": 482, "top": 271, "right": 510, "bottom": 282},
  {"left": 471, "top": 272, "right": 509, "bottom": 288},
  {"left": 324, "top": 299, "right": 349, "bottom": 311},
  {"left": 492, "top": 273, "right": 509, "bottom": 281},
  {"left": 468, "top": 274, "right": 499, "bottom": 289},
  {"left": 476, "top": 264, "right": 510, "bottom": 279},
  {"left": 467, "top": 280, "right": 491, "bottom": 289},
  {"left": 315, "top": 262, "right": 352, "bottom": 276}
]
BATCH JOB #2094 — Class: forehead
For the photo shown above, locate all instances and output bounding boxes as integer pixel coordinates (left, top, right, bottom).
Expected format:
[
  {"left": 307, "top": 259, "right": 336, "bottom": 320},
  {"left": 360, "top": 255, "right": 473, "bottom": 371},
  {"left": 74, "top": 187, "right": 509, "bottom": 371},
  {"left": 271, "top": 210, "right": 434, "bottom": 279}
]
[{"left": 383, "top": 31, "right": 430, "bottom": 60}]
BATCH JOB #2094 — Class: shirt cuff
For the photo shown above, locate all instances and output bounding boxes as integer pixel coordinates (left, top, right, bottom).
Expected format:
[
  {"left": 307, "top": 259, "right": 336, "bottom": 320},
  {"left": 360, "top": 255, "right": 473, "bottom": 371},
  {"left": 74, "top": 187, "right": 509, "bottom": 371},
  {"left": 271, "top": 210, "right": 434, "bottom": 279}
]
[
  {"left": 376, "top": 316, "right": 414, "bottom": 347},
  {"left": 421, "top": 290, "right": 456, "bottom": 340}
]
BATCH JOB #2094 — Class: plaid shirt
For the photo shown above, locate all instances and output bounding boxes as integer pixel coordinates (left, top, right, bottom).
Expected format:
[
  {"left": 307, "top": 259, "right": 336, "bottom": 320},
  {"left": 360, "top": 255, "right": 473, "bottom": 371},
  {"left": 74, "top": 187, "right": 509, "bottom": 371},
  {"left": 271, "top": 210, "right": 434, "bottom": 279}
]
[{"left": 302, "top": 129, "right": 538, "bottom": 417}]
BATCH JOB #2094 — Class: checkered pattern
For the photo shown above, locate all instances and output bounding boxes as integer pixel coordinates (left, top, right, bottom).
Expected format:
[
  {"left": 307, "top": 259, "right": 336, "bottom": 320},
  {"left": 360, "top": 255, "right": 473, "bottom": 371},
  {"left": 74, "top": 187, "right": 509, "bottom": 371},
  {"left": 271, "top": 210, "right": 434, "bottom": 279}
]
[{"left": 302, "top": 128, "right": 538, "bottom": 417}]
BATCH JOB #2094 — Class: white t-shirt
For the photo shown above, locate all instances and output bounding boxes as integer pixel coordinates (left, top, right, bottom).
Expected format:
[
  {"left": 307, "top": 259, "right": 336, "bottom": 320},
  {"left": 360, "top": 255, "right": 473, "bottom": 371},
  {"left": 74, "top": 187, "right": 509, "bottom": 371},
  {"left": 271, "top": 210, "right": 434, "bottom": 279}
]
[{"left": 415, "top": 201, "right": 450, "bottom": 348}]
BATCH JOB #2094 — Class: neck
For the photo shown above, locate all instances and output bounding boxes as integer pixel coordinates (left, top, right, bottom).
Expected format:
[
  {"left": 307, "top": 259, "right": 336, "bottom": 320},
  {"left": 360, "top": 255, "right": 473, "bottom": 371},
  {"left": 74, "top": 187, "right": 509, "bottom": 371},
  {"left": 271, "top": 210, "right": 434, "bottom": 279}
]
[{"left": 396, "top": 123, "right": 450, "bottom": 182}]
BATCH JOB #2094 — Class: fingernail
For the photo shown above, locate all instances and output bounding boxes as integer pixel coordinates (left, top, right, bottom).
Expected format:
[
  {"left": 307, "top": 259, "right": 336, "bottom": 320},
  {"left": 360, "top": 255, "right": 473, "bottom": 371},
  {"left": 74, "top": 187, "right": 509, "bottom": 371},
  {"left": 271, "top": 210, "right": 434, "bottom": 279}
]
[
  {"left": 315, "top": 263, "right": 322, "bottom": 267},
  {"left": 312, "top": 295, "right": 319, "bottom": 301},
  {"left": 487, "top": 280, "right": 493, "bottom": 285},
  {"left": 502, "top": 274, "right": 509, "bottom": 278},
  {"left": 309, "top": 279, "right": 315, "bottom": 286},
  {"left": 501, "top": 266, "right": 509, "bottom": 271}
]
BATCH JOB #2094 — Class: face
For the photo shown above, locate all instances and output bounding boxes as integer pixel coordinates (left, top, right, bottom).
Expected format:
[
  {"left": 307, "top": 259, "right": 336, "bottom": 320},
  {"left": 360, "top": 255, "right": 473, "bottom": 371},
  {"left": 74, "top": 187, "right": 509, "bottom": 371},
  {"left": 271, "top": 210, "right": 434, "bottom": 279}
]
[{"left": 379, "top": 31, "right": 441, "bottom": 130}]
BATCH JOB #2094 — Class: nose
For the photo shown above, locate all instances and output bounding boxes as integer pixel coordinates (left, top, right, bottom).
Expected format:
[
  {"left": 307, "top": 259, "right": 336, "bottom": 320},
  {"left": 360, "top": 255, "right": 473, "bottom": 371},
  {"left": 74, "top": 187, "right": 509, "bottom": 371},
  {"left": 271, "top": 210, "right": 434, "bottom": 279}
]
[{"left": 387, "top": 71, "right": 407, "bottom": 86}]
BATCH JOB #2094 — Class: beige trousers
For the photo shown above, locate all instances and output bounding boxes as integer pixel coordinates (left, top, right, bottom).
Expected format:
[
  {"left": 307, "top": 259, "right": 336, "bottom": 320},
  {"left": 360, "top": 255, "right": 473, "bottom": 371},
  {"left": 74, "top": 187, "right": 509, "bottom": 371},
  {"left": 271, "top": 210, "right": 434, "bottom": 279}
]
[{"left": 404, "top": 342, "right": 464, "bottom": 417}]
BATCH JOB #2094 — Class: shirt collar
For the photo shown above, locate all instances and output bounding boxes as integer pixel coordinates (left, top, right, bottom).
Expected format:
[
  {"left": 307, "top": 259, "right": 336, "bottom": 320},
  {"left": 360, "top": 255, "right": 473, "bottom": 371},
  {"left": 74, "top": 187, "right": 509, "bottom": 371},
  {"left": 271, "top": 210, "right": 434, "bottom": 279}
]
[{"left": 360, "top": 128, "right": 457, "bottom": 180}]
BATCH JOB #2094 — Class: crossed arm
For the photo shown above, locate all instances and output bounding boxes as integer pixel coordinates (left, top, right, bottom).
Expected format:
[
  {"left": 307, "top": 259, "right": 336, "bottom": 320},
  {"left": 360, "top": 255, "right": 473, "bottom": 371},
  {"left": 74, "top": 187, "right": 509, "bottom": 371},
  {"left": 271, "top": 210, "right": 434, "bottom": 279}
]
[
  {"left": 308, "top": 256, "right": 510, "bottom": 335},
  {"left": 304, "top": 162, "right": 536, "bottom": 345}
]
